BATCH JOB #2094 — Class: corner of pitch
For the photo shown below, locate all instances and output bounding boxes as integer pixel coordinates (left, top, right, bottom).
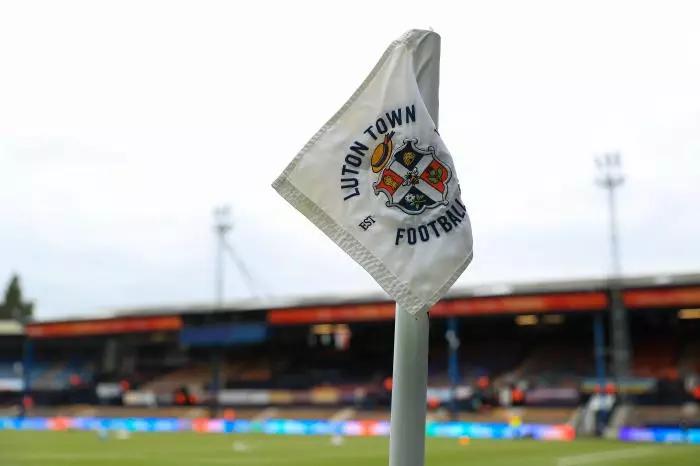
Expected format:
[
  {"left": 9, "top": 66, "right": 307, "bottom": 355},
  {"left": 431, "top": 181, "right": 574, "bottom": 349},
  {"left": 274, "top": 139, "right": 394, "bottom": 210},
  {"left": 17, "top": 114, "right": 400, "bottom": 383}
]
[{"left": 395, "top": 198, "right": 468, "bottom": 246}]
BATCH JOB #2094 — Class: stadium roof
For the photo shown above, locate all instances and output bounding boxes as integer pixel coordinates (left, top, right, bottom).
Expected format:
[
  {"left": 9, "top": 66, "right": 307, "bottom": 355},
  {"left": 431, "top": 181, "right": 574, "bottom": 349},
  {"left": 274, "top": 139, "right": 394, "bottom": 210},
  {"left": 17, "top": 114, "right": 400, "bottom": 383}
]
[{"left": 30, "top": 272, "right": 700, "bottom": 324}]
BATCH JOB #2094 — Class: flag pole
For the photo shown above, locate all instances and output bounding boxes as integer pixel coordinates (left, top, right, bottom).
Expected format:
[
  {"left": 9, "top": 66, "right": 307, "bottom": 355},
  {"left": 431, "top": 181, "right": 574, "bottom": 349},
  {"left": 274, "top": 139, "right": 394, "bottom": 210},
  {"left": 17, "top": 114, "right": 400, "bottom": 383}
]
[{"left": 389, "top": 304, "right": 429, "bottom": 466}]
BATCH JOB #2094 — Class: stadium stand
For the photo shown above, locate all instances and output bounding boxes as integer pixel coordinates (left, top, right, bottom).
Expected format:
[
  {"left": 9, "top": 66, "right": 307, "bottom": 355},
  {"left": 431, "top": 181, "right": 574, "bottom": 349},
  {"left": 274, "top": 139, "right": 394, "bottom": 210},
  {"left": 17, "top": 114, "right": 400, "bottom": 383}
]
[
  {"left": 679, "top": 340, "right": 700, "bottom": 374},
  {"left": 0, "top": 273, "right": 698, "bottom": 437},
  {"left": 632, "top": 336, "right": 679, "bottom": 380},
  {"left": 142, "top": 363, "right": 210, "bottom": 394},
  {"left": 0, "top": 362, "right": 16, "bottom": 378},
  {"left": 627, "top": 404, "right": 700, "bottom": 428}
]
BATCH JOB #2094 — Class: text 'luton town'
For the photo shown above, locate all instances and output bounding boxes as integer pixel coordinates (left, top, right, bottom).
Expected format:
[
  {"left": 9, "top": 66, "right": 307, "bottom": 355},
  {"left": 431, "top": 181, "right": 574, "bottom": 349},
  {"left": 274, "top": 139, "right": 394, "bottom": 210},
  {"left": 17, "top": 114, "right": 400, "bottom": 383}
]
[{"left": 340, "top": 105, "right": 416, "bottom": 201}]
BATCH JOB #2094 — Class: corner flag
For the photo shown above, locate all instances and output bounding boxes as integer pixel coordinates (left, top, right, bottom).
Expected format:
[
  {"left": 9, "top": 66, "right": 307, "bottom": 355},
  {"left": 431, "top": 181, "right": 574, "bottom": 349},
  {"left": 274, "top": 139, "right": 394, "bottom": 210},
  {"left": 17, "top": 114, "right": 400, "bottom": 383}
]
[{"left": 273, "top": 29, "right": 472, "bottom": 314}]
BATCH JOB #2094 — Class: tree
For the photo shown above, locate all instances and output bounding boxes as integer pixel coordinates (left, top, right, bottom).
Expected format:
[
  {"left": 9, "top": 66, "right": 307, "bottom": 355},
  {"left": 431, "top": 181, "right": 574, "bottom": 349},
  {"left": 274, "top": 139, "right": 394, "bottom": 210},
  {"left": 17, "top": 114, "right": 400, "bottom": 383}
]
[{"left": 0, "top": 274, "right": 34, "bottom": 320}]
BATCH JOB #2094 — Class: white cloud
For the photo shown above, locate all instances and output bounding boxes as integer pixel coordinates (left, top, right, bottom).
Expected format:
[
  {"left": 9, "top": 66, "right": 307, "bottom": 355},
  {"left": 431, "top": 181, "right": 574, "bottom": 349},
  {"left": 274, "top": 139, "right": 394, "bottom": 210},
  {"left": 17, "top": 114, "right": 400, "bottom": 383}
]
[{"left": 1, "top": 0, "right": 699, "bottom": 318}]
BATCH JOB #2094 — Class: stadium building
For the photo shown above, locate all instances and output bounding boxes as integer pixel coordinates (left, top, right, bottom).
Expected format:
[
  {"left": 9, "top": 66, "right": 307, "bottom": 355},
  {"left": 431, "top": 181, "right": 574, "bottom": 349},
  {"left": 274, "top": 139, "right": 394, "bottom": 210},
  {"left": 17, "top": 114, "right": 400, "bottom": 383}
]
[{"left": 1, "top": 273, "right": 699, "bottom": 439}]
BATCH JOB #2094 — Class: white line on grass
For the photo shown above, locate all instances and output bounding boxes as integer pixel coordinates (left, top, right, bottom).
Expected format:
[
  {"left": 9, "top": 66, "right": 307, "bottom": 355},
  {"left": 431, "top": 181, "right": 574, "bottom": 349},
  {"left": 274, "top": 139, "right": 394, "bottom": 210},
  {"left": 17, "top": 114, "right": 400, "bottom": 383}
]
[{"left": 557, "top": 447, "right": 657, "bottom": 466}]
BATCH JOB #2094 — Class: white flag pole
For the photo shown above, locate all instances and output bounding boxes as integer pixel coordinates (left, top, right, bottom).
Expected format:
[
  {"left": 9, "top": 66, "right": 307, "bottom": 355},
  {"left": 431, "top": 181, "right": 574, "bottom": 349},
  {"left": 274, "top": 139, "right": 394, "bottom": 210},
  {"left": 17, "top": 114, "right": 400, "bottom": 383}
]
[
  {"left": 388, "top": 30, "right": 441, "bottom": 466},
  {"left": 389, "top": 305, "right": 430, "bottom": 466}
]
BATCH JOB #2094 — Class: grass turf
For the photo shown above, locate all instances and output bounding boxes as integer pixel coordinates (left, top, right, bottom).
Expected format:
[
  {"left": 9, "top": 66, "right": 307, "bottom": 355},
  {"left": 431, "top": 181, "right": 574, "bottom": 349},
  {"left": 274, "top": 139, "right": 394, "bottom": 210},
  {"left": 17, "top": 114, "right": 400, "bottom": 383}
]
[{"left": 0, "top": 431, "right": 696, "bottom": 466}]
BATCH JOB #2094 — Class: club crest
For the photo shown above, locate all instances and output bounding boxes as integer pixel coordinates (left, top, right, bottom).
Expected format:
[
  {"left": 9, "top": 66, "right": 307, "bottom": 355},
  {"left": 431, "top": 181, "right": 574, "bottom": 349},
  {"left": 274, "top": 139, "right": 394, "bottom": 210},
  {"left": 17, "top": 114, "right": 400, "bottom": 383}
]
[{"left": 372, "top": 136, "right": 451, "bottom": 215}]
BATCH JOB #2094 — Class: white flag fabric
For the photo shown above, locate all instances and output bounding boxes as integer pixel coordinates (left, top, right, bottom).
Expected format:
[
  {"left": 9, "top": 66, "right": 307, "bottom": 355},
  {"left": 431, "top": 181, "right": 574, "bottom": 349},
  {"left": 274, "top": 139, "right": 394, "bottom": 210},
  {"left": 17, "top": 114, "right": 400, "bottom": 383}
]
[{"left": 273, "top": 30, "right": 473, "bottom": 315}]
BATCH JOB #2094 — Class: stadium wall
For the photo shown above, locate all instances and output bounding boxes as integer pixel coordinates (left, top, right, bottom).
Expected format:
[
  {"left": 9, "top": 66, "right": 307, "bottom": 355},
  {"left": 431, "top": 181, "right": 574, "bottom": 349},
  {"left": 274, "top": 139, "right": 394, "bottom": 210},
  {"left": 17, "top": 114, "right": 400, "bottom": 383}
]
[
  {"left": 0, "top": 416, "right": 575, "bottom": 441},
  {"left": 3, "top": 417, "right": 699, "bottom": 444}
]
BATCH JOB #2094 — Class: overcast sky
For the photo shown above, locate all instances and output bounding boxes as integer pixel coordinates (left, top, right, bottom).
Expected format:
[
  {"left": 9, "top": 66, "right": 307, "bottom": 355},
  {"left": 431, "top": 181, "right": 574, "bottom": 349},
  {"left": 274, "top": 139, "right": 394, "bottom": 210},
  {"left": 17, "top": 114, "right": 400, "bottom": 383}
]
[{"left": 1, "top": 1, "right": 699, "bottom": 320}]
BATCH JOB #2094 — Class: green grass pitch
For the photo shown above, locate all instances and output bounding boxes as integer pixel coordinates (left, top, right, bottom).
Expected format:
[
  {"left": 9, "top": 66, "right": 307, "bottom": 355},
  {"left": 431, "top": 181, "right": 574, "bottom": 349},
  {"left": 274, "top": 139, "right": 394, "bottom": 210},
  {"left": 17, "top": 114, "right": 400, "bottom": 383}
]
[{"left": 0, "top": 431, "right": 696, "bottom": 465}]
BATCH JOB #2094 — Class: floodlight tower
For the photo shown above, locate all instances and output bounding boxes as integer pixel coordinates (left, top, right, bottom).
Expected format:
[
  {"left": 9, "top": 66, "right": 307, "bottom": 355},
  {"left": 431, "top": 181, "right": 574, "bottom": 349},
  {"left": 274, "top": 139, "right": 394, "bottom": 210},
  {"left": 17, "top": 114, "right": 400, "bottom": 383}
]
[
  {"left": 595, "top": 153, "right": 631, "bottom": 386},
  {"left": 210, "top": 205, "right": 232, "bottom": 418},
  {"left": 214, "top": 206, "right": 233, "bottom": 307}
]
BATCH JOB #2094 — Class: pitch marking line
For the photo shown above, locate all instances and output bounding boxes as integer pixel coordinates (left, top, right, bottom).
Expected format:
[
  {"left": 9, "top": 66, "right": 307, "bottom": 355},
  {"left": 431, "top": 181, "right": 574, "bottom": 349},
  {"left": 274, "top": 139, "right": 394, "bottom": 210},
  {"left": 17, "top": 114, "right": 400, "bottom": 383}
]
[{"left": 557, "top": 446, "right": 657, "bottom": 466}]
